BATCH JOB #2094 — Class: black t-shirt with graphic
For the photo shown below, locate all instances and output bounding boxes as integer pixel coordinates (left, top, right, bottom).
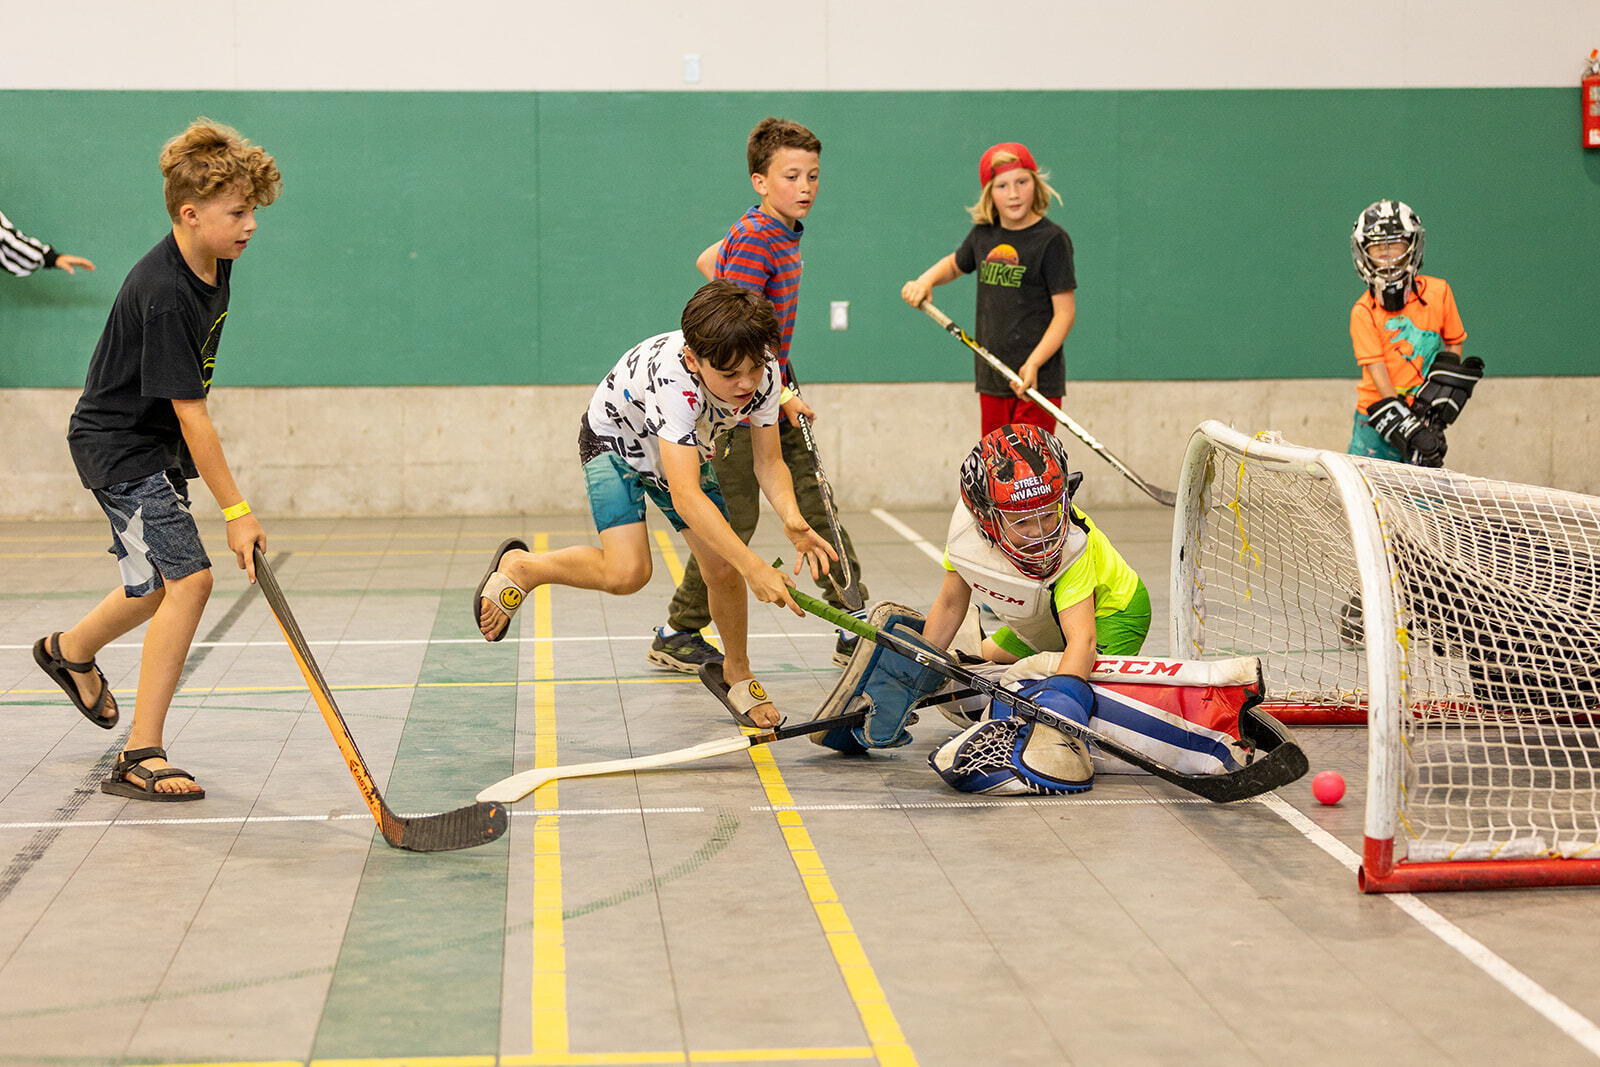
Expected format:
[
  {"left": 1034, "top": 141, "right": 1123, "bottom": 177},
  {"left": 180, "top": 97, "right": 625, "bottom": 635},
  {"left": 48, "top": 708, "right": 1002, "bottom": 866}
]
[
  {"left": 68, "top": 233, "right": 232, "bottom": 488},
  {"left": 954, "top": 217, "right": 1076, "bottom": 396}
]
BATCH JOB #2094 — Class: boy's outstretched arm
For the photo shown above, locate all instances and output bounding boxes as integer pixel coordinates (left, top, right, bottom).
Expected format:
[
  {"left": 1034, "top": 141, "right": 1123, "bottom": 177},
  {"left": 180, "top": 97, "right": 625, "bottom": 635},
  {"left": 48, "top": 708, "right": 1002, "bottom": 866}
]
[
  {"left": 658, "top": 438, "right": 806, "bottom": 615},
  {"left": 1053, "top": 595, "right": 1097, "bottom": 679},
  {"left": 922, "top": 569, "right": 974, "bottom": 650},
  {"left": 172, "top": 397, "right": 265, "bottom": 583},
  {"left": 748, "top": 422, "right": 836, "bottom": 583}
]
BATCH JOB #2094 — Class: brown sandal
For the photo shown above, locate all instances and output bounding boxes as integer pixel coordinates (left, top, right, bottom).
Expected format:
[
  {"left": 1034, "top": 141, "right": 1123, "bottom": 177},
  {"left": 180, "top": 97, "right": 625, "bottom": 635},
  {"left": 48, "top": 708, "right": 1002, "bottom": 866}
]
[{"left": 33, "top": 632, "right": 119, "bottom": 729}]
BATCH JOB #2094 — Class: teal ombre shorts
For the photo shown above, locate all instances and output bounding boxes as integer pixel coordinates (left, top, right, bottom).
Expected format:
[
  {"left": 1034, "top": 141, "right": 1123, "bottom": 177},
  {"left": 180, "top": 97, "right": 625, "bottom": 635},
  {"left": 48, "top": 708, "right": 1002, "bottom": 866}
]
[{"left": 582, "top": 450, "right": 727, "bottom": 533}]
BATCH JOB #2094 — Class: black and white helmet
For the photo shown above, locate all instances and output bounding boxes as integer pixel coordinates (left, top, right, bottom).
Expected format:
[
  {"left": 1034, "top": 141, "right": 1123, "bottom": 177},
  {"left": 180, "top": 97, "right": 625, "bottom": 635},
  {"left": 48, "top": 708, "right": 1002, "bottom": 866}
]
[{"left": 1351, "top": 199, "right": 1425, "bottom": 310}]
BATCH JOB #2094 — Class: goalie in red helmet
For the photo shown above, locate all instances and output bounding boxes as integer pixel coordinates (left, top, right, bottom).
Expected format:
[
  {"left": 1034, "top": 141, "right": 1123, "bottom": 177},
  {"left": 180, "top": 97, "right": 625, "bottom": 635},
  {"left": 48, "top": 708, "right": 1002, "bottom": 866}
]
[
  {"left": 917, "top": 424, "right": 1151, "bottom": 794},
  {"left": 812, "top": 425, "right": 1262, "bottom": 800},
  {"left": 922, "top": 424, "right": 1150, "bottom": 679}
]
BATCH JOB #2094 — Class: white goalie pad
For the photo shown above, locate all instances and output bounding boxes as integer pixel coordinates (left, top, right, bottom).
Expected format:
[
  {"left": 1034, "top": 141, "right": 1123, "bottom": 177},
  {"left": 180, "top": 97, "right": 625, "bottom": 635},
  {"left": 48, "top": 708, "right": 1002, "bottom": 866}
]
[{"left": 930, "top": 652, "right": 1266, "bottom": 778}]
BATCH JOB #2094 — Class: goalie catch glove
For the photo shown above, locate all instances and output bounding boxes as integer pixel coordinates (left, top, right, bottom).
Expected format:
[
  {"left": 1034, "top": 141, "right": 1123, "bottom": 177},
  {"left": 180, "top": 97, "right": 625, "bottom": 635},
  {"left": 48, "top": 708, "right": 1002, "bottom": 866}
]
[
  {"left": 1366, "top": 395, "right": 1447, "bottom": 467},
  {"left": 1411, "top": 352, "right": 1484, "bottom": 430}
]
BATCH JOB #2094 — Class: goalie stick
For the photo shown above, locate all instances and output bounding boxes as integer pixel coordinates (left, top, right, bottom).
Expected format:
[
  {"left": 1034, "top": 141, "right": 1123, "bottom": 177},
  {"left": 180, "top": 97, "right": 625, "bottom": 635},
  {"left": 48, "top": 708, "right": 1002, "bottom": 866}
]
[
  {"left": 787, "top": 377, "right": 862, "bottom": 610},
  {"left": 476, "top": 709, "right": 868, "bottom": 804},
  {"left": 254, "top": 548, "right": 507, "bottom": 852},
  {"left": 916, "top": 300, "right": 1178, "bottom": 507},
  {"left": 787, "top": 585, "right": 1307, "bottom": 802}
]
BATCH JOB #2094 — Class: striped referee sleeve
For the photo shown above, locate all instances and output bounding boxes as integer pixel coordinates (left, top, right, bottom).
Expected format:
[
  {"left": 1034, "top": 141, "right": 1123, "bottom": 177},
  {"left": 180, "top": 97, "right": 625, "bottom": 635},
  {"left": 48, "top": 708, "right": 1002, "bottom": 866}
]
[{"left": 0, "top": 208, "right": 54, "bottom": 277}]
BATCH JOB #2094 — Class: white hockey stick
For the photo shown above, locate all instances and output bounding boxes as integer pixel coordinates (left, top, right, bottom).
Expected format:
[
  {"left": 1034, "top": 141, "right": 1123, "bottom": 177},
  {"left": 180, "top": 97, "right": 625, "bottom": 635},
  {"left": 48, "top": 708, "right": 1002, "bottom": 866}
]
[
  {"left": 476, "top": 709, "right": 867, "bottom": 804},
  {"left": 917, "top": 301, "right": 1178, "bottom": 507}
]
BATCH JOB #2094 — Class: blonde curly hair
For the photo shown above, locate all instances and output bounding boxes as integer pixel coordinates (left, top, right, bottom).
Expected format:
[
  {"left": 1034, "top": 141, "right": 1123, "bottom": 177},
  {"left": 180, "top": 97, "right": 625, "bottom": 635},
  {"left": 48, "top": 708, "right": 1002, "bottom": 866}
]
[{"left": 160, "top": 118, "right": 281, "bottom": 221}]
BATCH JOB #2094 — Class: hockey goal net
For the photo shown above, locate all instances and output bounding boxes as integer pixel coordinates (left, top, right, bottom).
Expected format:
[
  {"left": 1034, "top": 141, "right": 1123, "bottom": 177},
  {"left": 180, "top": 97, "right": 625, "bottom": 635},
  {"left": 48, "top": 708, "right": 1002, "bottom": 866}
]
[{"left": 1172, "top": 421, "right": 1600, "bottom": 892}]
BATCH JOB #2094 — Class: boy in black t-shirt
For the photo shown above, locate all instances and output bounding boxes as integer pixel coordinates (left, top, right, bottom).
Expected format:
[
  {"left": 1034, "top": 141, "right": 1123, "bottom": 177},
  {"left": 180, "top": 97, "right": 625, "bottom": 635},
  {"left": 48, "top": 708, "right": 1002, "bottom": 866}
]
[{"left": 33, "top": 118, "right": 281, "bottom": 802}]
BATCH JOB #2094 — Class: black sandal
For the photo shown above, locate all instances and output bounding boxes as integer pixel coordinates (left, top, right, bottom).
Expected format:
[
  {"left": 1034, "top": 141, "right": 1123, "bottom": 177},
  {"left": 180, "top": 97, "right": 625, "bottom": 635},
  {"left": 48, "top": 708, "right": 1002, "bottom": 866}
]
[
  {"left": 101, "top": 746, "right": 205, "bottom": 803},
  {"left": 33, "top": 632, "right": 119, "bottom": 729}
]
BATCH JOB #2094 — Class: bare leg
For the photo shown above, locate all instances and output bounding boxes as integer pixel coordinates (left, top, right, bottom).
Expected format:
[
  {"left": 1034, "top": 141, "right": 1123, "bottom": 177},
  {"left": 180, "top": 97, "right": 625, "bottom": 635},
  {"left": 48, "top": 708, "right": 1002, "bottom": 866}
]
[
  {"left": 478, "top": 524, "right": 653, "bottom": 640},
  {"left": 118, "top": 568, "right": 212, "bottom": 795},
  {"left": 682, "top": 528, "right": 778, "bottom": 728},
  {"left": 54, "top": 585, "right": 166, "bottom": 714}
]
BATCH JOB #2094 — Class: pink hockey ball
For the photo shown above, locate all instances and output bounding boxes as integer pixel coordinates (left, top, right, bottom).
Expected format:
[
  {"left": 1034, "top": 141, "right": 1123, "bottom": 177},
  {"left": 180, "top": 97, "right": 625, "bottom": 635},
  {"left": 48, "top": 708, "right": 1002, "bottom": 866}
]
[{"left": 1312, "top": 770, "right": 1346, "bottom": 805}]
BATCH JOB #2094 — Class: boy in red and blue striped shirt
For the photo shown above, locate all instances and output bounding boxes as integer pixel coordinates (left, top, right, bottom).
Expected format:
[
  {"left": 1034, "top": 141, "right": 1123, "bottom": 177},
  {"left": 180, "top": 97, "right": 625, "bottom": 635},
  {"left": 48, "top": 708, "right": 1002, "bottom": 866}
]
[{"left": 649, "top": 117, "right": 871, "bottom": 674}]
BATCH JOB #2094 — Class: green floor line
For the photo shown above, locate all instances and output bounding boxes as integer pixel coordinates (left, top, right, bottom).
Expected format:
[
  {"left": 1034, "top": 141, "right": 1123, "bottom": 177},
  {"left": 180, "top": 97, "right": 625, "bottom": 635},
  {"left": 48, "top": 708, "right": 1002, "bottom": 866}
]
[{"left": 310, "top": 591, "right": 517, "bottom": 1060}]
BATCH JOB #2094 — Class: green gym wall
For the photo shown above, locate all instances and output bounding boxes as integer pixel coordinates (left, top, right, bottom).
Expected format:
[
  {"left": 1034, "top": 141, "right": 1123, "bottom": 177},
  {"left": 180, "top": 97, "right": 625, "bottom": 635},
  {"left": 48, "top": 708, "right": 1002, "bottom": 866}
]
[{"left": 3, "top": 88, "right": 1597, "bottom": 389}]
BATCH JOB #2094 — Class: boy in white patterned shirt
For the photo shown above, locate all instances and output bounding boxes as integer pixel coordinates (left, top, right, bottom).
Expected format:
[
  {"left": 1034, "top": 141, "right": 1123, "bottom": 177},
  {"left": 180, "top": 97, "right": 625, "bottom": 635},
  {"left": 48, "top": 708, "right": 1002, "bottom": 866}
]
[{"left": 473, "top": 280, "right": 835, "bottom": 729}]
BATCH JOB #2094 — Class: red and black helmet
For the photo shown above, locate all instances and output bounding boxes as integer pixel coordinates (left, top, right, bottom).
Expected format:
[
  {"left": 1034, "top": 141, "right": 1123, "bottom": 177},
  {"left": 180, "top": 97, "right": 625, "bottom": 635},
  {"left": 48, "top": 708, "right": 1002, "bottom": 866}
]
[{"left": 959, "top": 424, "right": 1076, "bottom": 578}]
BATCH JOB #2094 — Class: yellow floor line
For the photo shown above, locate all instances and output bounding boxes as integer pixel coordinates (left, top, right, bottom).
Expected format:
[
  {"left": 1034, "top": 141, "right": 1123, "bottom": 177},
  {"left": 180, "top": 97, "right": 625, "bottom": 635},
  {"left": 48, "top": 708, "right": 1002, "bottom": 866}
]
[
  {"left": 529, "top": 533, "right": 570, "bottom": 1056},
  {"left": 651, "top": 530, "right": 916, "bottom": 1067}
]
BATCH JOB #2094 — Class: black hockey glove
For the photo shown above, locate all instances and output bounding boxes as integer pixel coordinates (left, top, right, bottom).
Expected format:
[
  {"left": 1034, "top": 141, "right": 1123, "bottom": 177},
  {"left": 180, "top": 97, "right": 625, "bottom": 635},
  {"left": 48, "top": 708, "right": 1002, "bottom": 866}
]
[
  {"left": 1412, "top": 353, "right": 1484, "bottom": 430},
  {"left": 1366, "top": 395, "right": 1447, "bottom": 467}
]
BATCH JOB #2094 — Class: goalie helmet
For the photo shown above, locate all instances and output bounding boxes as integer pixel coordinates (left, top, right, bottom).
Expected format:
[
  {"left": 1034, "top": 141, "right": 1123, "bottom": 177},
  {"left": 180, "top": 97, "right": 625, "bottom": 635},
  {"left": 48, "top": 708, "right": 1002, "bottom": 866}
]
[
  {"left": 959, "top": 423, "right": 1075, "bottom": 580},
  {"left": 1351, "top": 199, "right": 1425, "bottom": 312}
]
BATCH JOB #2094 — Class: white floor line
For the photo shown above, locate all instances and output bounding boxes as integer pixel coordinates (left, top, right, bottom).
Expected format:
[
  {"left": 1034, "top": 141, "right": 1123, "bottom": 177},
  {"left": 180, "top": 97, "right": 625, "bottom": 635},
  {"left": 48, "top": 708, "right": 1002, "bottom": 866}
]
[
  {"left": 0, "top": 807, "right": 709, "bottom": 830},
  {"left": 1259, "top": 794, "right": 1600, "bottom": 1058},
  {"left": 0, "top": 632, "right": 830, "bottom": 653},
  {"left": 871, "top": 507, "right": 943, "bottom": 564},
  {"left": 0, "top": 794, "right": 1217, "bottom": 833}
]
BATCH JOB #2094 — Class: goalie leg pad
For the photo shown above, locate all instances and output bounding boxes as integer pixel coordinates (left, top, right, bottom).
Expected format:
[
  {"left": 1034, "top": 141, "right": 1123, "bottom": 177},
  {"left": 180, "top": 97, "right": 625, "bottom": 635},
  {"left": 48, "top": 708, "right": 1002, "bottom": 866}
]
[
  {"left": 981, "top": 654, "right": 1258, "bottom": 777},
  {"left": 929, "top": 717, "right": 1093, "bottom": 795},
  {"left": 809, "top": 601, "right": 949, "bottom": 753}
]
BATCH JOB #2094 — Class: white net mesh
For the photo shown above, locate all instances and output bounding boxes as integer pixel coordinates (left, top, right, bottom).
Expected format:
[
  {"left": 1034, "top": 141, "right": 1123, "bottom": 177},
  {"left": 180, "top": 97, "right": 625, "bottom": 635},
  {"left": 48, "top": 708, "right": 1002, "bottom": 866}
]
[
  {"left": 1177, "top": 443, "right": 1369, "bottom": 717},
  {"left": 1179, "top": 428, "right": 1600, "bottom": 863}
]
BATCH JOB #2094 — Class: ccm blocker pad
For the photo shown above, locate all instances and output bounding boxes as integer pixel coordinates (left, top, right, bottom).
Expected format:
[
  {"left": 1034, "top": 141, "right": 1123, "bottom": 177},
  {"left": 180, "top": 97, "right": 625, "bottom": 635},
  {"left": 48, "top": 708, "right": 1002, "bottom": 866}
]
[{"left": 809, "top": 601, "right": 947, "bottom": 754}]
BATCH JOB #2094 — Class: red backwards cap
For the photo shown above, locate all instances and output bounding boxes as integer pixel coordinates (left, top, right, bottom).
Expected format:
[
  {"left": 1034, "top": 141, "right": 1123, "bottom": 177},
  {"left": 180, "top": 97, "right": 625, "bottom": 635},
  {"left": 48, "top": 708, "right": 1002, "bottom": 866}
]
[{"left": 979, "top": 142, "right": 1037, "bottom": 187}]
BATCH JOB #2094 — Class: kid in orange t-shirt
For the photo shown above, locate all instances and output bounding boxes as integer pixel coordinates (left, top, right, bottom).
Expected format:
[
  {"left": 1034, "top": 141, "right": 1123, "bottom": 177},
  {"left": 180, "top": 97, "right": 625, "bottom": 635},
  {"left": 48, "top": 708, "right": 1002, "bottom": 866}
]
[{"left": 1346, "top": 199, "right": 1476, "bottom": 466}]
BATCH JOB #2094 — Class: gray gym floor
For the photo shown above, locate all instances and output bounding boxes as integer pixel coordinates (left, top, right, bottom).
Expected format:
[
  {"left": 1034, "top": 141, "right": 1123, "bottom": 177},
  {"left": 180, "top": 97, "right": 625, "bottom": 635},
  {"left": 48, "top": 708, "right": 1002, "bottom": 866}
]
[{"left": 3, "top": 505, "right": 1598, "bottom": 1066}]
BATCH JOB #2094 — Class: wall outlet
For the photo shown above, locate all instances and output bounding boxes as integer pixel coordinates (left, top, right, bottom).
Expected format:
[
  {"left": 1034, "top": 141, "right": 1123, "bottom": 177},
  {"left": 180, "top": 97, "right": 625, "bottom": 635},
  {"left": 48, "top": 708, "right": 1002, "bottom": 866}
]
[
  {"left": 830, "top": 300, "right": 849, "bottom": 330},
  {"left": 683, "top": 54, "right": 701, "bottom": 84}
]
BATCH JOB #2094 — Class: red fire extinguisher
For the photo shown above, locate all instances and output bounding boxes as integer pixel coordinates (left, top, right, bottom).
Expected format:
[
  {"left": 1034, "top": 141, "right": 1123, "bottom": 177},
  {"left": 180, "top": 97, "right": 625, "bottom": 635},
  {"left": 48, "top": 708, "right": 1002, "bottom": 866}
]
[{"left": 1586, "top": 49, "right": 1600, "bottom": 149}]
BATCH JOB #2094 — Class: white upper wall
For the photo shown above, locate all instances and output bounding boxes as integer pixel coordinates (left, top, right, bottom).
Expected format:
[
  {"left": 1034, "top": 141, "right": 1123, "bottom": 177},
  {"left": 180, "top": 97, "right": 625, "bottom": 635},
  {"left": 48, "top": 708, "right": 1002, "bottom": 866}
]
[{"left": 6, "top": 0, "right": 1596, "bottom": 90}]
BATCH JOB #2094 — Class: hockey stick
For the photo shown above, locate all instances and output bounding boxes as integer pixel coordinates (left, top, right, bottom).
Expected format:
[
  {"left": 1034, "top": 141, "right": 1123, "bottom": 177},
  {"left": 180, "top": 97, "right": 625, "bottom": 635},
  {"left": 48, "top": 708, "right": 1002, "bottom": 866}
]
[
  {"left": 916, "top": 300, "right": 1178, "bottom": 507},
  {"left": 787, "top": 377, "right": 862, "bottom": 610},
  {"left": 787, "top": 585, "right": 1307, "bottom": 802},
  {"left": 254, "top": 548, "right": 508, "bottom": 852},
  {"left": 475, "top": 708, "right": 868, "bottom": 804}
]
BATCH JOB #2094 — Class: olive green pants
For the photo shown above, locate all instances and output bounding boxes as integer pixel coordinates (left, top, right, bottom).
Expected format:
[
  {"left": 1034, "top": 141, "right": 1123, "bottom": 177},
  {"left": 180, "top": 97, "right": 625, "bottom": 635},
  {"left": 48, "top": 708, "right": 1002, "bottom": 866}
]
[{"left": 665, "top": 421, "right": 867, "bottom": 633}]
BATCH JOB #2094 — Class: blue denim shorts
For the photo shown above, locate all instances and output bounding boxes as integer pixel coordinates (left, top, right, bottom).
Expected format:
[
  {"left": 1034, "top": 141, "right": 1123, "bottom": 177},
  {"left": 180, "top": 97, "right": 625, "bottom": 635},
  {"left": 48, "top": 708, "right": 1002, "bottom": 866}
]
[
  {"left": 91, "top": 468, "right": 211, "bottom": 597},
  {"left": 582, "top": 450, "right": 727, "bottom": 533}
]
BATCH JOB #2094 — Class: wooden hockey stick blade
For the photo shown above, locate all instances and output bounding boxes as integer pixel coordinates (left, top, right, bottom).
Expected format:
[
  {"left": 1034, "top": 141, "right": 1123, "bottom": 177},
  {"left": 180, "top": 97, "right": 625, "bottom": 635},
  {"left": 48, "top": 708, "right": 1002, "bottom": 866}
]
[
  {"left": 475, "top": 709, "right": 869, "bottom": 804},
  {"left": 917, "top": 301, "right": 1178, "bottom": 507},
  {"left": 253, "top": 548, "right": 507, "bottom": 851},
  {"left": 794, "top": 411, "right": 863, "bottom": 611},
  {"left": 789, "top": 586, "right": 1305, "bottom": 802}
]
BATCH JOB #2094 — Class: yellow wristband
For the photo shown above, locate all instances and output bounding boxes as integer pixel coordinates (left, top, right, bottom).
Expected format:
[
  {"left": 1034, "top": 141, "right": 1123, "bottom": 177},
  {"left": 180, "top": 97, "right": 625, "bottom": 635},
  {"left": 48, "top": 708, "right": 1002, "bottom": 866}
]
[
  {"left": 779, "top": 385, "right": 796, "bottom": 404},
  {"left": 222, "top": 500, "right": 252, "bottom": 522}
]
